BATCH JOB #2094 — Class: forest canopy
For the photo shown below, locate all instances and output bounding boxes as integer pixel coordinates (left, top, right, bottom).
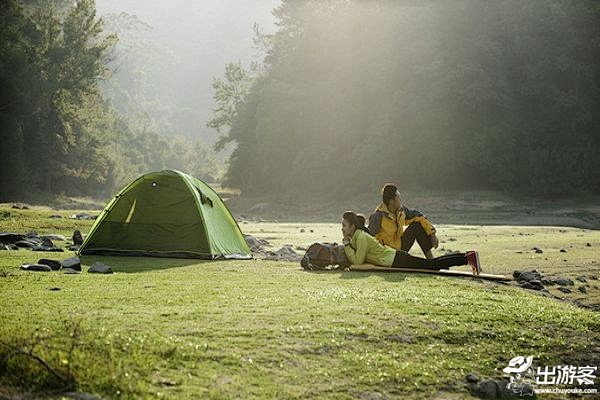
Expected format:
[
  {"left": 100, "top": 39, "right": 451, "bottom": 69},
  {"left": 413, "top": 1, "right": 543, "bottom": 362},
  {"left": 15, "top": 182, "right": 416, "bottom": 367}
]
[
  {"left": 1, "top": 0, "right": 599, "bottom": 202},
  {"left": 0, "top": 0, "right": 216, "bottom": 202},
  {"left": 213, "top": 0, "right": 600, "bottom": 198}
]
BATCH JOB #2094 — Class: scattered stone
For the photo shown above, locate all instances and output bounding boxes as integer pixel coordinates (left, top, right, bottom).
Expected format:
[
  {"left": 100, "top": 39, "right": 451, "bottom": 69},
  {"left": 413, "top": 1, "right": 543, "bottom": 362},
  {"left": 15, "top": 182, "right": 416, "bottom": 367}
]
[
  {"left": 557, "top": 287, "right": 572, "bottom": 294},
  {"left": 15, "top": 240, "right": 36, "bottom": 249},
  {"left": 516, "top": 270, "right": 541, "bottom": 283},
  {"left": 276, "top": 245, "right": 300, "bottom": 258},
  {"left": 541, "top": 278, "right": 555, "bottom": 286},
  {"left": 61, "top": 256, "right": 81, "bottom": 271},
  {"left": 37, "top": 259, "right": 62, "bottom": 270},
  {"left": 469, "top": 378, "right": 513, "bottom": 399},
  {"left": 63, "top": 268, "right": 81, "bottom": 274},
  {"left": 20, "top": 264, "right": 52, "bottom": 272},
  {"left": 519, "top": 282, "right": 534, "bottom": 290},
  {"left": 528, "top": 280, "right": 544, "bottom": 290},
  {"left": 586, "top": 242, "right": 592, "bottom": 247},
  {"left": 259, "top": 245, "right": 302, "bottom": 262},
  {"left": 31, "top": 236, "right": 63, "bottom": 252},
  {"left": 512, "top": 270, "right": 522, "bottom": 279},
  {"left": 560, "top": 248, "right": 567, "bottom": 253},
  {"left": 71, "top": 213, "right": 96, "bottom": 220},
  {"left": 48, "top": 287, "right": 61, "bottom": 291},
  {"left": 555, "top": 278, "right": 574, "bottom": 286},
  {"left": 310, "top": 229, "right": 314, "bottom": 233},
  {"left": 244, "top": 235, "right": 270, "bottom": 252},
  {"left": 49, "top": 214, "right": 63, "bottom": 219},
  {"left": 11, "top": 203, "right": 29, "bottom": 210},
  {"left": 465, "top": 373, "right": 480, "bottom": 383},
  {"left": 578, "top": 286, "right": 588, "bottom": 294},
  {"left": 0, "top": 233, "right": 25, "bottom": 244},
  {"left": 72, "top": 230, "right": 84, "bottom": 245},
  {"left": 88, "top": 262, "right": 113, "bottom": 274},
  {"left": 576, "top": 276, "right": 587, "bottom": 283},
  {"left": 42, "top": 234, "right": 67, "bottom": 242},
  {"left": 532, "top": 247, "right": 543, "bottom": 254},
  {"left": 300, "top": 228, "right": 305, "bottom": 233}
]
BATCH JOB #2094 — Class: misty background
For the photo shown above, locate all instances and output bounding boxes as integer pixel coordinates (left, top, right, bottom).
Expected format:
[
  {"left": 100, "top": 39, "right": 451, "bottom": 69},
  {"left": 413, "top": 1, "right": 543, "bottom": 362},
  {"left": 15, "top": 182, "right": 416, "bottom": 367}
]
[{"left": 1, "top": 0, "right": 599, "bottom": 205}]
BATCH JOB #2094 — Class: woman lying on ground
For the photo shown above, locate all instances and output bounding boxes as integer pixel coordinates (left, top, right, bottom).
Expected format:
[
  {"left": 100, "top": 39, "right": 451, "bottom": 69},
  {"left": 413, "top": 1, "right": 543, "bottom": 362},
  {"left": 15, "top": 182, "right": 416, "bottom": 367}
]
[{"left": 341, "top": 211, "right": 482, "bottom": 274}]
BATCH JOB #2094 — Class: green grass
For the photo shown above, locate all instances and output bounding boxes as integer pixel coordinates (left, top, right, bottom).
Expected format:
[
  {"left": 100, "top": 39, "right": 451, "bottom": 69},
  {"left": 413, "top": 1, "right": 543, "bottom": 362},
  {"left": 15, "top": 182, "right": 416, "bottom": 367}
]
[{"left": 0, "top": 205, "right": 599, "bottom": 399}]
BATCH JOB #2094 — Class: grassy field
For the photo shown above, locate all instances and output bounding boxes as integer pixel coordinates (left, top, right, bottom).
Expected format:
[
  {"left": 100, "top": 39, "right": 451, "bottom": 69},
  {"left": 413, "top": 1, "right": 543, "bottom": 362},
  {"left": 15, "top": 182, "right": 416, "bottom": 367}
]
[{"left": 0, "top": 205, "right": 599, "bottom": 399}]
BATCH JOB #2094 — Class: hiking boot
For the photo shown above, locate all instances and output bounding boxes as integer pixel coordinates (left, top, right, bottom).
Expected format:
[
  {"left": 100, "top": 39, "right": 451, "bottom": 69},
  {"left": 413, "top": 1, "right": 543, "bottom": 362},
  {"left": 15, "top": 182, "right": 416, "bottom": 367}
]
[{"left": 466, "top": 250, "right": 482, "bottom": 275}]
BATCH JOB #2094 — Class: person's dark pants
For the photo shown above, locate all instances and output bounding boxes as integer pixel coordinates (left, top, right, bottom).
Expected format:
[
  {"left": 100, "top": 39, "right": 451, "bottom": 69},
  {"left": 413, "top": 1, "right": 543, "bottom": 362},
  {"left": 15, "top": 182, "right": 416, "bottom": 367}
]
[
  {"left": 401, "top": 222, "right": 433, "bottom": 255},
  {"left": 392, "top": 250, "right": 467, "bottom": 270}
]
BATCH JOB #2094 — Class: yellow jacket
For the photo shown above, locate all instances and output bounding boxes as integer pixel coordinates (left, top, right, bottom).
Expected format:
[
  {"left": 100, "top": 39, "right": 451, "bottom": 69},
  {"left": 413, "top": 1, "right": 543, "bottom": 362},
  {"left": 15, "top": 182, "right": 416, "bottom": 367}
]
[{"left": 368, "top": 202, "right": 435, "bottom": 250}]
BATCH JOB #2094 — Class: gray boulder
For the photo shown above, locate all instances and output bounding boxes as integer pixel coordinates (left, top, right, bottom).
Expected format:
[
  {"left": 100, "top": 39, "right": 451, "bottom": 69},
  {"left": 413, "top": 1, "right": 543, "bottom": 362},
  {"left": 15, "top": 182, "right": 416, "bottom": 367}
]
[
  {"left": 244, "top": 235, "right": 270, "bottom": 252},
  {"left": 555, "top": 278, "right": 574, "bottom": 286},
  {"left": 15, "top": 240, "right": 37, "bottom": 249},
  {"left": 465, "top": 373, "right": 480, "bottom": 383},
  {"left": 72, "top": 230, "right": 84, "bottom": 245},
  {"left": 20, "top": 264, "right": 52, "bottom": 272},
  {"left": 42, "top": 234, "right": 67, "bottom": 242},
  {"left": 516, "top": 271, "right": 541, "bottom": 283},
  {"left": 32, "top": 237, "right": 63, "bottom": 252},
  {"left": 61, "top": 256, "right": 81, "bottom": 271},
  {"left": 71, "top": 213, "right": 96, "bottom": 220},
  {"left": 88, "top": 262, "right": 113, "bottom": 274},
  {"left": 37, "top": 259, "right": 62, "bottom": 270},
  {"left": 0, "top": 233, "right": 25, "bottom": 245}
]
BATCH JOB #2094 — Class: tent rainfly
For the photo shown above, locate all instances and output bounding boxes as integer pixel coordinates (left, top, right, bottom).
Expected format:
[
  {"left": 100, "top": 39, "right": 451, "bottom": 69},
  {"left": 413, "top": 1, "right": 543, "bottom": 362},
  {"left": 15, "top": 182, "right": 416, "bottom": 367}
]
[{"left": 78, "top": 170, "right": 251, "bottom": 259}]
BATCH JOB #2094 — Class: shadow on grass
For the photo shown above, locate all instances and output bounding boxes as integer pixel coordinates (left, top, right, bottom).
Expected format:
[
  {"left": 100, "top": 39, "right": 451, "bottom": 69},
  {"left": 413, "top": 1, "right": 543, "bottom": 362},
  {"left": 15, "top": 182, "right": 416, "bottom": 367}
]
[
  {"left": 339, "top": 270, "right": 410, "bottom": 283},
  {"left": 304, "top": 269, "right": 409, "bottom": 283},
  {"left": 79, "top": 255, "right": 208, "bottom": 273}
]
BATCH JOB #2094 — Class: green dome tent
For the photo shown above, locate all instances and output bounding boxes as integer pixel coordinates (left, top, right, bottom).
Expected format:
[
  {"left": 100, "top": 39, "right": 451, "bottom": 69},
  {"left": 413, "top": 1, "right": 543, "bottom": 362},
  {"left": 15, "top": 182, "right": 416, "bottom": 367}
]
[{"left": 78, "top": 170, "right": 251, "bottom": 259}]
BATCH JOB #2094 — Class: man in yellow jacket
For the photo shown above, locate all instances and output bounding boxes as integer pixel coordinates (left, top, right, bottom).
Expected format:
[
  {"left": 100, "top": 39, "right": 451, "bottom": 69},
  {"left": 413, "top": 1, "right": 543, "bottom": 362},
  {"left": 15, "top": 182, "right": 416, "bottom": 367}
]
[{"left": 368, "top": 183, "right": 439, "bottom": 259}]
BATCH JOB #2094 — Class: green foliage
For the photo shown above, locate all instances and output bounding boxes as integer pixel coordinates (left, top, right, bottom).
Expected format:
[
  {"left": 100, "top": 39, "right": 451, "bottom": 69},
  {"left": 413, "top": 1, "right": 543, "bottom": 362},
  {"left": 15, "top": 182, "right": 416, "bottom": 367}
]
[
  {"left": 0, "top": 0, "right": 116, "bottom": 199},
  {"left": 213, "top": 0, "right": 600, "bottom": 198},
  {"left": 0, "top": 1, "right": 218, "bottom": 202},
  {"left": 207, "top": 62, "right": 256, "bottom": 151}
]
